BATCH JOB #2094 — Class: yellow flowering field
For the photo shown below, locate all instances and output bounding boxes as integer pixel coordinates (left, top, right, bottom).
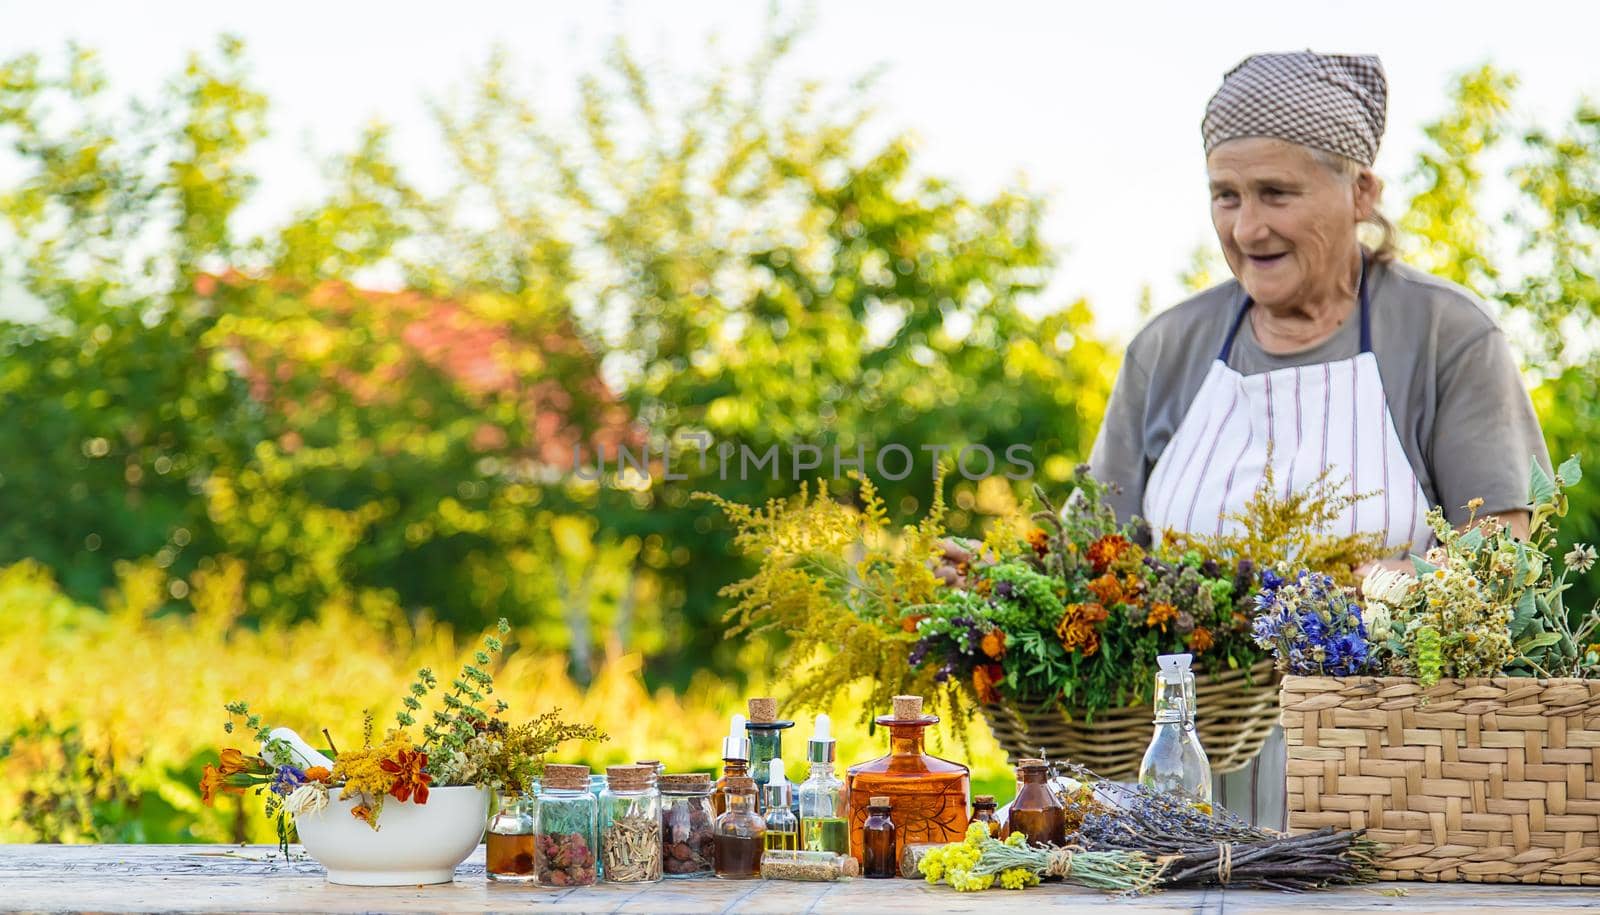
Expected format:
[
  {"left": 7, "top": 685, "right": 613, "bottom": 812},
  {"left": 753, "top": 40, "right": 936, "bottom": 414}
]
[{"left": 0, "top": 559, "right": 1005, "bottom": 843}]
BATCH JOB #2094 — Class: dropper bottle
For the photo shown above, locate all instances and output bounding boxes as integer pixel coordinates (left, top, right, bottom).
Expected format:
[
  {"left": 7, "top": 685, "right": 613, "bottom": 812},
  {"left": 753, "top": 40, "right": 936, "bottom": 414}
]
[
  {"left": 745, "top": 697, "right": 795, "bottom": 812},
  {"left": 712, "top": 713, "right": 751, "bottom": 817},
  {"left": 1137, "top": 652, "right": 1212, "bottom": 803},
  {"left": 762, "top": 757, "right": 799, "bottom": 851},
  {"left": 796, "top": 713, "right": 848, "bottom": 854}
]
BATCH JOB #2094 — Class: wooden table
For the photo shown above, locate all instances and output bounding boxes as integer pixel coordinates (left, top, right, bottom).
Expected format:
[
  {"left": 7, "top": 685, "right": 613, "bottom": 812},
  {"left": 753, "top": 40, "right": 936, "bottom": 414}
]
[{"left": 3, "top": 845, "right": 1596, "bottom": 913}]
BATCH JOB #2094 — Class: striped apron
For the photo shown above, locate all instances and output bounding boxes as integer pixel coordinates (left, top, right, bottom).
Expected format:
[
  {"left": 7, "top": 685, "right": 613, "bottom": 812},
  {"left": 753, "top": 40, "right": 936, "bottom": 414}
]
[{"left": 1140, "top": 256, "right": 1430, "bottom": 825}]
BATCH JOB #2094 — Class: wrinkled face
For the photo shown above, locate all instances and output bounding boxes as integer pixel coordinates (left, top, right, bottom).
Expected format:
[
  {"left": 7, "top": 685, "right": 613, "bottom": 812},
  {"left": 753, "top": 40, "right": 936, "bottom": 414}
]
[{"left": 1207, "top": 138, "right": 1373, "bottom": 310}]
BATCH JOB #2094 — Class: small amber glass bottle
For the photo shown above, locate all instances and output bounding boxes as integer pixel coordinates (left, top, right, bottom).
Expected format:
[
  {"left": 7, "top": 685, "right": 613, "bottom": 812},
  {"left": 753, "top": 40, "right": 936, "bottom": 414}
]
[
  {"left": 712, "top": 714, "right": 752, "bottom": 817},
  {"left": 861, "top": 796, "right": 896, "bottom": 878},
  {"left": 970, "top": 794, "right": 1002, "bottom": 838},
  {"left": 1004, "top": 758, "right": 1066, "bottom": 847},
  {"left": 713, "top": 777, "right": 765, "bottom": 879}
]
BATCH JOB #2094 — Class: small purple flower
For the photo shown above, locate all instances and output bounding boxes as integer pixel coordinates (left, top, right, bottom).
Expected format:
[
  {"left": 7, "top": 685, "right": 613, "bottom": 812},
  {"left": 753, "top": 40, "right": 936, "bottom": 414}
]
[
  {"left": 1261, "top": 569, "right": 1285, "bottom": 591},
  {"left": 933, "top": 662, "right": 955, "bottom": 684},
  {"left": 270, "top": 764, "right": 307, "bottom": 797},
  {"left": 909, "top": 638, "right": 932, "bottom": 668},
  {"left": 994, "top": 580, "right": 1016, "bottom": 600}
]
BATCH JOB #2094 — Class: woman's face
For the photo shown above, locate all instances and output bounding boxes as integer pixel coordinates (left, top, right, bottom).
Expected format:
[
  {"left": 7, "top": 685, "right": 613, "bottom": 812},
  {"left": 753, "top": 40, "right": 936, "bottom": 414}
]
[{"left": 1207, "top": 138, "right": 1375, "bottom": 310}]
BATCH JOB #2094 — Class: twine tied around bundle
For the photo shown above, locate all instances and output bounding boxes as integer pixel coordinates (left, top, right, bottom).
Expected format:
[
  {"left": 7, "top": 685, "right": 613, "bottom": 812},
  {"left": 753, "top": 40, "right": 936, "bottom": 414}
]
[
  {"left": 1216, "top": 842, "right": 1233, "bottom": 885},
  {"left": 1044, "top": 846, "right": 1082, "bottom": 878}
]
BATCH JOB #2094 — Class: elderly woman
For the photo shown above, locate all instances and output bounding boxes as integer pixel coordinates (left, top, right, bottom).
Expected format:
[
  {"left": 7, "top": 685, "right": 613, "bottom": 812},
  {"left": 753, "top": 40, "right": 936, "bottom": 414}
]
[{"left": 1088, "top": 52, "right": 1550, "bottom": 824}]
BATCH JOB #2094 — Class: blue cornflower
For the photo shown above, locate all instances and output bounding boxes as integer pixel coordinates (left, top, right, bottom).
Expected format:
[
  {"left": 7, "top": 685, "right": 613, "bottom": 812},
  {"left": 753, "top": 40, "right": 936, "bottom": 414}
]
[
  {"left": 1261, "top": 569, "right": 1285, "bottom": 591},
  {"left": 269, "top": 764, "right": 307, "bottom": 797}
]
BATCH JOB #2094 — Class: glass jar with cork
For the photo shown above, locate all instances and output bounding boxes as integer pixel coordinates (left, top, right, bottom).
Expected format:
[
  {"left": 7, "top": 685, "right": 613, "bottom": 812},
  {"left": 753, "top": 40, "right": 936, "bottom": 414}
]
[
  {"left": 600, "top": 764, "right": 663, "bottom": 884},
  {"left": 659, "top": 773, "right": 715, "bottom": 879},
  {"left": 530, "top": 764, "right": 598, "bottom": 887},
  {"left": 970, "top": 794, "right": 1001, "bottom": 838},
  {"left": 861, "top": 796, "right": 896, "bottom": 878},
  {"left": 845, "top": 695, "right": 970, "bottom": 864}
]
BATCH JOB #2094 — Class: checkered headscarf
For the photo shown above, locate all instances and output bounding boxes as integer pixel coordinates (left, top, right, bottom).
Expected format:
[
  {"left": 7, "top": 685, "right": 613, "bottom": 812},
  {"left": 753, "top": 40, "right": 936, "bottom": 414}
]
[{"left": 1203, "top": 52, "right": 1387, "bottom": 165}]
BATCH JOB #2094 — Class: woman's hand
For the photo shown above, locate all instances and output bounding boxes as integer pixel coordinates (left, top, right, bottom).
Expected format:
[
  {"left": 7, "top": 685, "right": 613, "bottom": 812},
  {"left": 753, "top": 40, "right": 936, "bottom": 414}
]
[
  {"left": 933, "top": 537, "right": 977, "bottom": 588},
  {"left": 1352, "top": 557, "right": 1413, "bottom": 580}
]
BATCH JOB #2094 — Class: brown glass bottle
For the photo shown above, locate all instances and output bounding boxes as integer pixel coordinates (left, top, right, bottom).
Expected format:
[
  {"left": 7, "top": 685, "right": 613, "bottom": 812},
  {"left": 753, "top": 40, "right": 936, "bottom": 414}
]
[
  {"left": 861, "top": 797, "right": 896, "bottom": 878},
  {"left": 845, "top": 695, "right": 969, "bottom": 865},
  {"left": 970, "top": 794, "right": 1002, "bottom": 838},
  {"left": 712, "top": 777, "right": 765, "bottom": 879},
  {"left": 1003, "top": 758, "right": 1065, "bottom": 847},
  {"left": 712, "top": 714, "right": 752, "bottom": 818}
]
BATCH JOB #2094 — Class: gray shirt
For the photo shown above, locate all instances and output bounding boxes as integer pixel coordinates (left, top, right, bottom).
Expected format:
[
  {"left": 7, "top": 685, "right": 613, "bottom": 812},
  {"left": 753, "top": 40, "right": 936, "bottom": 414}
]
[{"left": 1088, "top": 256, "right": 1550, "bottom": 527}]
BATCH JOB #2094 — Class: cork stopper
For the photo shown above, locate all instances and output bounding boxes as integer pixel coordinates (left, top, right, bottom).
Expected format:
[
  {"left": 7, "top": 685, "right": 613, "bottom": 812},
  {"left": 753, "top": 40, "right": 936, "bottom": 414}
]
[
  {"left": 973, "top": 794, "right": 996, "bottom": 806},
  {"left": 891, "top": 695, "right": 923, "bottom": 720},
  {"left": 748, "top": 697, "right": 778, "bottom": 723},
  {"left": 725, "top": 776, "right": 757, "bottom": 792},
  {"left": 1017, "top": 757, "right": 1047, "bottom": 771},
  {"left": 606, "top": 764, "right": 654, "bottom": 791},
  {"left": 869, "top": 795, "right": 890, "bottom": 807},
  {"left": 543, "top": 763, "right": 590, "bottom": 791},
  {"left": 839, "top": 856, "right": 861, "bottom": 878},
  {"left": 658, "top": 772, "right": 711, "bottom": 792}
]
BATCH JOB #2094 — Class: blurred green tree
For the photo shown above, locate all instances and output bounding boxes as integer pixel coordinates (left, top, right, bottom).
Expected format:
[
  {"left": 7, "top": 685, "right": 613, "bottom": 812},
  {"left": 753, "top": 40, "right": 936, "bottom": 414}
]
[
  {"left": 0, "top": 22, "right": 1115, "bottom": 687},
  {"left": 1391, "top": 65, "right": 1600, "bottom": 620}
]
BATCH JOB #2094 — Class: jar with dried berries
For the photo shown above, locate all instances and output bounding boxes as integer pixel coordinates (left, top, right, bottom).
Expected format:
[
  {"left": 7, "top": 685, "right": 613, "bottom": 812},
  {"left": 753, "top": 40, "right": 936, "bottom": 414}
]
[
  {"left": 532, "top": 764, "right": 599, "bottom": 887},
  {"left": 659, "top": 773, "right": 716, "bottom": 878}
]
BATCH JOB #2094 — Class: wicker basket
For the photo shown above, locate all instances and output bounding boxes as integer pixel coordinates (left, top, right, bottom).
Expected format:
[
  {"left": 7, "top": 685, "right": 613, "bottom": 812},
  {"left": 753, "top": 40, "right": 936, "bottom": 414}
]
[
  {"left": 979, "top": 659, "right": 1280, "bottom": 779},
  {"left": 1282, "top": 675, "right": 1600, "bottom": 885}
]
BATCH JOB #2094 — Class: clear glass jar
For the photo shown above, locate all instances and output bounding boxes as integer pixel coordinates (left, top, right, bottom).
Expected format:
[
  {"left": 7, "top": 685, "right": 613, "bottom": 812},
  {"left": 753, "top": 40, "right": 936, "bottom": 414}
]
[
  {"left": 601, "top": 765, "right": 663, "bottom": 883},
  {"left": 486, "top": 791, "right": 537, "bottom": 882},
  {"left": 532, "top": 764, "right": 598, "bottom": 887},
  {"left": 659, "top": 773, "right": 715, "bottom": 878},
  {"left": 713, "top": 776, "right": 765, "bottom": 879}
]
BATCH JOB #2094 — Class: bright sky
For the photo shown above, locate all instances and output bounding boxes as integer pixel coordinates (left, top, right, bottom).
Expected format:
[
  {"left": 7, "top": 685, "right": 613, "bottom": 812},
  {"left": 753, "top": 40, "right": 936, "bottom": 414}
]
[{"left": 3, "top": 0, "right": 1598, "bottom": 340}]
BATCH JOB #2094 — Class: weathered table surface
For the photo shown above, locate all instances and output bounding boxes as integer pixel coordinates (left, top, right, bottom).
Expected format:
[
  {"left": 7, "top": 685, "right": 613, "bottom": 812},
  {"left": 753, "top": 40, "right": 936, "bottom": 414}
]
[{"left": 2, "top": 844, "right": 1597, "bottom": 914}]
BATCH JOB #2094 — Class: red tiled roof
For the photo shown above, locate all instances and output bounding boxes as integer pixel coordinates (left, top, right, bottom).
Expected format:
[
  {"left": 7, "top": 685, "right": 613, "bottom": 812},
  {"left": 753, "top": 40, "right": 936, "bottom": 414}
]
[{"left": 198, "top": 273, "right": 639, "bottom": 473}]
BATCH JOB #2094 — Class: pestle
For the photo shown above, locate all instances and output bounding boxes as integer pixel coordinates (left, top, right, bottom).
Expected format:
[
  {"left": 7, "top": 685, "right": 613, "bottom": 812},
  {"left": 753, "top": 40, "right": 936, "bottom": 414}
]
[{"left": 262, "top": 727, "right": 336, "bottom": 770}]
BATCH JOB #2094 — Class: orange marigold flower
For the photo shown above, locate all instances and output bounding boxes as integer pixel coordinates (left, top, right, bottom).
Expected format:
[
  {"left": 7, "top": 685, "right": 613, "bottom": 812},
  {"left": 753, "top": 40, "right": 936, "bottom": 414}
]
[
  {"left": 1085, "top": 534, "right": 1131, "bottom": 575},
  {"left": 304, "top": 766, "right": 332, "bottom": 783},
  {"left": 1087, "top": 573, "right": 1125, "bottom": 606},
  {"left": 199, "top": 763, "right": 225, "bottom": 806},
  {"left": 901, "top": 613, "right": 928, "bottom": 633},
  {"left": 350, "top": 804, "right": 375, "bottom": 826},
  {"left": 1026, "top": 527, "right": 1050, "bottom": 556},
  {"left": 980, "top": 629, "right": 1007, "bottom": 659},
  {"left": 217, "top": 748, "right": 258, "bottom": 776},
  {"left": 1055, "top": 604, "right": 1107, "bottom": 655},
  {"left": 1122, "top": 573, "right": 1145, "bottom": 604},
  {"left": 972, "top": 664, "right": 1004, "bottom": 704},
  {"left": 380, "top": 749, "right": 432, "bottom": 804},
  {"left": 1188, "top": 627, "right": 1215, "bottom": 653},
  {"left": 1146, "top": 601, "right": 1178, "bottom": 631}
]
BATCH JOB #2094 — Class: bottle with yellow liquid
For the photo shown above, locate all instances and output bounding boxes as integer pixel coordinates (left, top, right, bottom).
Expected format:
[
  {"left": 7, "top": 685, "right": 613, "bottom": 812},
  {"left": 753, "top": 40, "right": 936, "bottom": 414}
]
[{"left": 762, "top": 756, "right": 799, "bottom": 851}]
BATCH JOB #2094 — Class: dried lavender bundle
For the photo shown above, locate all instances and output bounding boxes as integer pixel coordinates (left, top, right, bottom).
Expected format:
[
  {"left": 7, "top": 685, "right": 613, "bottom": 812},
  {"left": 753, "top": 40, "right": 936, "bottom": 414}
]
[{"left": 1060, "top": 768, "right": 1381, "bottom": 890}]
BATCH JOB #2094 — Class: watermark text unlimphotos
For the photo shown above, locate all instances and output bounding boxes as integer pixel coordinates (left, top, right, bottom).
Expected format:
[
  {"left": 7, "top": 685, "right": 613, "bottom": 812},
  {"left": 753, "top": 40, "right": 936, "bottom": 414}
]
[{"left": 571, "top": 432, "right": 1034, "bottom": 484}]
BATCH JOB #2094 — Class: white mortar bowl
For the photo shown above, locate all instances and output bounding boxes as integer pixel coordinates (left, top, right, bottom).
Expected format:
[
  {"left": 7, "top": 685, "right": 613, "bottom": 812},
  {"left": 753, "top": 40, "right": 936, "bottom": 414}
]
[{"left": 294, "top": 785, "right": 490, "bottom": 886}]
